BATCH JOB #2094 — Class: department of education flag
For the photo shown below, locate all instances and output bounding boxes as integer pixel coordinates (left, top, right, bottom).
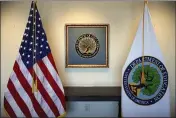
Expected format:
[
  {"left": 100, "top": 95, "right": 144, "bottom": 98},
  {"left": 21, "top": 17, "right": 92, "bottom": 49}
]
[
  {"left": 121, "top": 2, "right": 170, "bottom": 117},
  {"left": 4, "top": 1, "right": 66, "bottom": 118}
]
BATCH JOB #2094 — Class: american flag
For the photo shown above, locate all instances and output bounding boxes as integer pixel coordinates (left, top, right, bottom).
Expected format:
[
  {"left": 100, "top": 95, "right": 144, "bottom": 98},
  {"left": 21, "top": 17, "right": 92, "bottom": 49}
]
[{"left": 4, "top": 1, "right": 66, "bottom": 118}]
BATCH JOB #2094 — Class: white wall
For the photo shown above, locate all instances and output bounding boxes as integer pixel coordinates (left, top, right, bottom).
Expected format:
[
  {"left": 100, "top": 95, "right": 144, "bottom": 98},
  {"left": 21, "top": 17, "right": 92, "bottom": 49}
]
[{"left": 1, "top": 1, "right": 175, "bottom": 117}]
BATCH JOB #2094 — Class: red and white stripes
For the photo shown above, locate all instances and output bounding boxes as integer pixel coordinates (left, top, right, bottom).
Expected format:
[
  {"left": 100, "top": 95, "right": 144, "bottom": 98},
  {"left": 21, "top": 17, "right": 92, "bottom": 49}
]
[{"left": 4, "top": 53, "right": 66, "bottom": 118}]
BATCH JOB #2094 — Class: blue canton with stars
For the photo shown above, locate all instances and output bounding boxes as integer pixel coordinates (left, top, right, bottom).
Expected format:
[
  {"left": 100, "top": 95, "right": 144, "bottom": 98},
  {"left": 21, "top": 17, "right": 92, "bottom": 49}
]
[{"left": 19, "top": 2, "right": 51, "bottom": 69}]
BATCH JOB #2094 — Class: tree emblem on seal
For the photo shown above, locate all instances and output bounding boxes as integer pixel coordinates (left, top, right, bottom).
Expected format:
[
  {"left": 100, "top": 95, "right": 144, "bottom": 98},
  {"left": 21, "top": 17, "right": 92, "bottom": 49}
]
[
  {"left": 75, "top": 34, "right": 100, "bottom": 58},
  {"left": 130, "top": 65, "right": 160, "bottom": 96}
]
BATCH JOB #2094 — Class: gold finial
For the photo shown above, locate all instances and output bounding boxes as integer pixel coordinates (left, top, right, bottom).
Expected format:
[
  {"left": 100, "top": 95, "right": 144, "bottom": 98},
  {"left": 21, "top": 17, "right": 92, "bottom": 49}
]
[{"left": 144, "top": 0, "right": 148, "bottom": 4}]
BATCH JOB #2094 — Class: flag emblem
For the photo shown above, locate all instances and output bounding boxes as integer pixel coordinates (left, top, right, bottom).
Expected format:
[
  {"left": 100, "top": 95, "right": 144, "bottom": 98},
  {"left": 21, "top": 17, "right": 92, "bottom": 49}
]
[
  {"left": 123, "top": 56, "right": 168, "bottom": 105},
  {"left": 75, "top": 33, "right": 100, "bottom": 58}
]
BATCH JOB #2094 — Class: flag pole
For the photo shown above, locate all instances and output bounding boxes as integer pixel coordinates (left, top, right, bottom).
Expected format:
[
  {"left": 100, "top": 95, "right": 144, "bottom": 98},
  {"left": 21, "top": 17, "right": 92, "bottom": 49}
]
[
  {"left": 32, "top": 0, "right": 38, "bottom": 93},
  {"left": 32, "top": 1, "right": 35, "bottom": 93},
  {"left": 142, "top": 0, "right": 148, "bottom": 84},
  {"left": 34, "top": 0, "right": 38, "bottom": 92}
]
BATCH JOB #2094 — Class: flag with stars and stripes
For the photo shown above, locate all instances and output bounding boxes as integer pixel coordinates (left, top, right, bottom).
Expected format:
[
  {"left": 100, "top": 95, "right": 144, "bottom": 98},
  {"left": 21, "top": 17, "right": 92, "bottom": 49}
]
[{"left": 4, "top": 1, "right": 66, "bottom": 118}]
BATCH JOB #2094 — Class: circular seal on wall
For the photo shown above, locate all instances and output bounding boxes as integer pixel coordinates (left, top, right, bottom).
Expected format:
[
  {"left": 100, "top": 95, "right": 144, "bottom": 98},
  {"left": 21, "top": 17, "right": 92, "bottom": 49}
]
[
  {"left": 75, "top": 34, "right": 100, "bottom": 58},
  {"left": 123, "top": 56, "right": 168, "bottom": 105}
]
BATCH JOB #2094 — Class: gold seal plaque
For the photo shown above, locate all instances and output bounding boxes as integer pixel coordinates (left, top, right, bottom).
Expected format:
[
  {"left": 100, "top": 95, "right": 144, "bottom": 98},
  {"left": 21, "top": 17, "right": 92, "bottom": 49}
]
[
  {"left": 65, "top": 24, "right": 109, "bottom": 68},
  {"left": 75, "top": 33, "right": 100, "bottom": 58}
]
